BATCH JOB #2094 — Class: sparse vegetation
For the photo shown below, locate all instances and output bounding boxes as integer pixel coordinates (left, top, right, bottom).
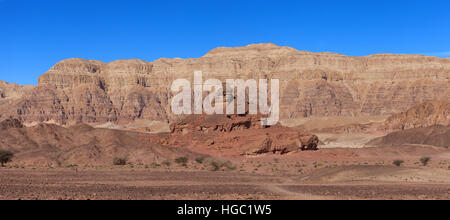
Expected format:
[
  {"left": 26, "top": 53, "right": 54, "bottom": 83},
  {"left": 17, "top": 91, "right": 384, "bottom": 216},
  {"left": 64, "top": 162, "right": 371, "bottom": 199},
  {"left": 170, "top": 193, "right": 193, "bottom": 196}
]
[
  {"left": 113, "top": 157, "right": 127, "bottom": 166},
  {"left": 162, "top": 161, "right": 171, "bottom": 167},
  {"left": 0, "top": 150, "right": 14, "bottom": 167},
  {"left": 420, "top": 157, "right": 431, "bottom": 166},
  {"left": 210, "top": 161, "right": 221, "bottom": 171},
  {"left": 223, "top": 161, "right": 237, "bottom": 170},
  {"left": 195, "top": 157, "right": 205, "bottom": 164},
  {"left": 393, "top": 160, "right": 404, "bottom": 167},
  {"left": 66, "top": 164, "right": 78, "bottom": 168},
  {"left": 209, "top": 160, "right": 236, "bottom": 171},
  {"left": 151, "top": 163, "right": 161, "bottom": 168},
  {"left": 175, "top": 157, "right": 189, "bottom": 167}
]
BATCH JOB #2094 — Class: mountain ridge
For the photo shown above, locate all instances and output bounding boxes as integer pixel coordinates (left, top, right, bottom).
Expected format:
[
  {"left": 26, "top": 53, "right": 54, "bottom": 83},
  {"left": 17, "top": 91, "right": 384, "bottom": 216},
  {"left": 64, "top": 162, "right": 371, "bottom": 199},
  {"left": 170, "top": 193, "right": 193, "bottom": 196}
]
[{"left": 1, "top": 43, "right": 449, "bottom": 127}]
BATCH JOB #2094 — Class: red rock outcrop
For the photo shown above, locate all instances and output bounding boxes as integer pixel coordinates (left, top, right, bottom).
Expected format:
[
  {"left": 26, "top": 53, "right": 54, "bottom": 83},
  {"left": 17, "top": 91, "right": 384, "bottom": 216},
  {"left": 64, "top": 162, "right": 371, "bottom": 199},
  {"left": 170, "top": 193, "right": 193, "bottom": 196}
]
[{"left": 164, "top": 114, "right": 319, "bottom": 156}]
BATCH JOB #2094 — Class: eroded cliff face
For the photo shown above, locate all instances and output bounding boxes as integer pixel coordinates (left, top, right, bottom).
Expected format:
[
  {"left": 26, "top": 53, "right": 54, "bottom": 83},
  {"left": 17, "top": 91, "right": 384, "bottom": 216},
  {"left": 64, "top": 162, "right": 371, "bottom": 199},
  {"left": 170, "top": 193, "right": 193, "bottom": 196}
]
[
  {"left": 1, "top": 43, "right": 449, "bottom": 126},
  {"left": 0, "top": 80, "right": 33, "bottom": 100},
  {"left": 382, "top": 101, "right": 450, "bottom": 131}
]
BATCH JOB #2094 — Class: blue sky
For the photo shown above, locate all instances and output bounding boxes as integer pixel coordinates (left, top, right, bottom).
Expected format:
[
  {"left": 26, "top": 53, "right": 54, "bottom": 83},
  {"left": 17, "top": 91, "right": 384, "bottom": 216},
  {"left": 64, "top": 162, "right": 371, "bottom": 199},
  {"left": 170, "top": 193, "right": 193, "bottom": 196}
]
[{"left": 1, "top": 0, "right": 449, "bottom": 85}]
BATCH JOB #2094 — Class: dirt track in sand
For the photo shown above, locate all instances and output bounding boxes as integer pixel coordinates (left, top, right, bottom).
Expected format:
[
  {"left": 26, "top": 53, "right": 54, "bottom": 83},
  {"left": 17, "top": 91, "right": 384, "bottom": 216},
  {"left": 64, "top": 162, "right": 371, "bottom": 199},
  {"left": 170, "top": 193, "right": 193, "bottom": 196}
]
[{"left": 0, "top": 167, "right": 449, "bottom": 200}]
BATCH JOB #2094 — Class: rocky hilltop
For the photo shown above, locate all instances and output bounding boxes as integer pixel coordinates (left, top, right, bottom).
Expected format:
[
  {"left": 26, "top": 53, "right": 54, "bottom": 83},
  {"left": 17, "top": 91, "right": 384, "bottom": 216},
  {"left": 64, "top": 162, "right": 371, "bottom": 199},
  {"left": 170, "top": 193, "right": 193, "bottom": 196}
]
[
  {"left": 1, "top": 43, "right": 449, "bottom": 126},
  {"left": 0, "top": 80, "right": 33, "bottom": 101}
]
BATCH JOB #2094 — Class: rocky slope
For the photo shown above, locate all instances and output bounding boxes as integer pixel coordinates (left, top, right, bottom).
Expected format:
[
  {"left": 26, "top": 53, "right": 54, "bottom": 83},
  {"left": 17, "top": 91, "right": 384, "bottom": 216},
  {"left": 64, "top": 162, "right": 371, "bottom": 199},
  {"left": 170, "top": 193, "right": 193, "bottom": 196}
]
[
  {"left": 0, "top": 120, "right": 202, "bottom": 166},
  {"left": 366, "top": 125, "right": 450, "bottom": 148},
  {"left": 0, "top": 114, "right": 318, "bottom": 165},
  {"left": 1, "top": 43, "right": 449, "bottom": 127},
  {"left": 382, "top": 101, "right": 450, "bottom": 131},
  {"left": 0, "top": 80, "right": 33, "bottom": 100}
]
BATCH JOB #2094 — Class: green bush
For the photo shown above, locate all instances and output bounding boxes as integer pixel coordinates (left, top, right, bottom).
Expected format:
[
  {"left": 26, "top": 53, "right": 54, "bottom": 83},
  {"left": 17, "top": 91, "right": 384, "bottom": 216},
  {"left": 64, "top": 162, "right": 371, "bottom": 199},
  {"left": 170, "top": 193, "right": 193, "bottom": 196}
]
[
  {"left": 420, "top": 157, "right": 431, "bottom": 166},
  {"left": 151, "top": 163, "right": 161, "bottom": 168},
  {"left": 162, "top": 161, "right": 171, "bottom": 167},
  {"left": 209, "top": 160, "right": 236, "bottom": 171},
  {"left": 113, "top": 157, "right": 127, "bottom": 166},
  {"left": 175, "top": 157, "right": 189, "bottom": 166},
  {"left": 0, "top": 150, "right": 14, "bottom": 167},
  {"left": 210, "top": 161, "right": 221, "bottom": 171},
  {"left": 195, "top": 157, "right": 205, "bottom": 164},
  {"left": 393, "top": 160, "right": 404, "bottom": 167}
]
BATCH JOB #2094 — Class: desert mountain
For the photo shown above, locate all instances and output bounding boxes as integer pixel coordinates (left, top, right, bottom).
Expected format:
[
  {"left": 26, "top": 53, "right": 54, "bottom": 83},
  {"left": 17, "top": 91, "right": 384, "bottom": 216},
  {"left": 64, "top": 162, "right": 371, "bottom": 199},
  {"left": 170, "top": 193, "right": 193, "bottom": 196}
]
[{"left": 0, "top": 43, "right": 449, "bottom": 127}]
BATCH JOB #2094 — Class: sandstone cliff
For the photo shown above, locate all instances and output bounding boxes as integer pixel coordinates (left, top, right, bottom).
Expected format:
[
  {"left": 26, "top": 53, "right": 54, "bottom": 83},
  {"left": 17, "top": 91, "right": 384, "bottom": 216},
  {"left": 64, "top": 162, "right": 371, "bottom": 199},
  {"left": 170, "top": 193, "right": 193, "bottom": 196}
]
[
  {"left": 0, "top": 80, "right": 33, "bottom": 100},
  {"left": 1, "top": 43, "right": 449, "bottom": 126}
]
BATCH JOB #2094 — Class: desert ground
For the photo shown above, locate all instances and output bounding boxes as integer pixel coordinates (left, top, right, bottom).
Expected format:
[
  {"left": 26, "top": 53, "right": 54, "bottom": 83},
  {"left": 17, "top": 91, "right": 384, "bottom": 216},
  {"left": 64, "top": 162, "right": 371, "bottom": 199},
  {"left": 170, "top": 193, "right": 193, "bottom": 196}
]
[{"left": 1, "top": 145, "right": 449, "bottom": 200}]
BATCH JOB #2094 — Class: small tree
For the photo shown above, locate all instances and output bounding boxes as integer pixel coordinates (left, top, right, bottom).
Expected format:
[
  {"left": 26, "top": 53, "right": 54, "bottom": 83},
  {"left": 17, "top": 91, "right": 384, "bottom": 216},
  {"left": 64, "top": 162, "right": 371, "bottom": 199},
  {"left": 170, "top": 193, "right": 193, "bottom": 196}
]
[
  {"left": 175, "top": 157, "right": 189, "bottom": 167},
  {"left": 195, "top": 157, "right": 205, "bottom": 164},
  {"left": 0, "top": 150, "right": 14, "bottom": 167},
  {"left": 162, "top": 161, "right": 171, "bottom": 167},
  {"left": 113, "top": 157, "right": 127, "bottom": 166},
  {"left": 393, "top": 160, "right": 404, "bottom": 167},
  {"left": 210, "top": 161, "right": 221, "bottom": 171},
  {"left": 420, "top": 157, "right": 431, "bottom": 166}
]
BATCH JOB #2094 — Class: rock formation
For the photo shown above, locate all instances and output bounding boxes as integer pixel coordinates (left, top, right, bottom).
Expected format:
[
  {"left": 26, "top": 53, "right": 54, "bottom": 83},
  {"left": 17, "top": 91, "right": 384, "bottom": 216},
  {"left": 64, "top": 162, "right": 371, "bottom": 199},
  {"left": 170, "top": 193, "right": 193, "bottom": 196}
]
[
  {"left": 0, "top": 118, "right": 24, "bottom": 130},
  {"left": 0, "top": 119, "right": 203, "bottom": 166},
  {"left": 164, "top": 114, "right": 319, "bottom": 156},
  {"left": 0, "top": 43, "right": 449, "bottom": 127},
  {"left": 0, "top": 80, "right": 33, "bottom": 100},
  {"left": 382, "top": 101, "right": 450, "bottom": 131},
  {"left": 0, "top": 114, "right": 319, "bottom": 166},
  {"left": 366, "top": 125, "right": 450, "bottom": 148}
]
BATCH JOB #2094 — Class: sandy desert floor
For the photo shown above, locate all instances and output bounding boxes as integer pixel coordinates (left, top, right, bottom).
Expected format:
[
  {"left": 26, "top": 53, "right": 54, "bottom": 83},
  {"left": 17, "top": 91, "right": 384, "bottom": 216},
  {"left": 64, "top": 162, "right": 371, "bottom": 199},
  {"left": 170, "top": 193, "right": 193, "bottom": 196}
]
[
  {"left": 0, "top": 168, "right": 448, "bottom": 200},
  {"left": 1, "top": 145, "right": 449, "bottom": 200}
]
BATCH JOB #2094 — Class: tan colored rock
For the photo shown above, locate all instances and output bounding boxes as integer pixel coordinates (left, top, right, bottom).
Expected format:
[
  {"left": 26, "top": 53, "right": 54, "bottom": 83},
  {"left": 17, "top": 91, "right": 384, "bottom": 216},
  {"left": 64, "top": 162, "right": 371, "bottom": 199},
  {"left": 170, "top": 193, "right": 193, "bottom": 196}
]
[
  {"left": 0, "top": 118, "right": 23, "bottom": 130},
  {"left": 366, "top": 125, "right": 450, "bottom": 148},
  {"left": 0, "top": 80, "right": 33, "bottom": 100},
  {"left": 1, "top": 43, "right": 449, "bottom": 126},
  {"left": 382, "top": 101, "right": 450, "bottom": 131}
]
